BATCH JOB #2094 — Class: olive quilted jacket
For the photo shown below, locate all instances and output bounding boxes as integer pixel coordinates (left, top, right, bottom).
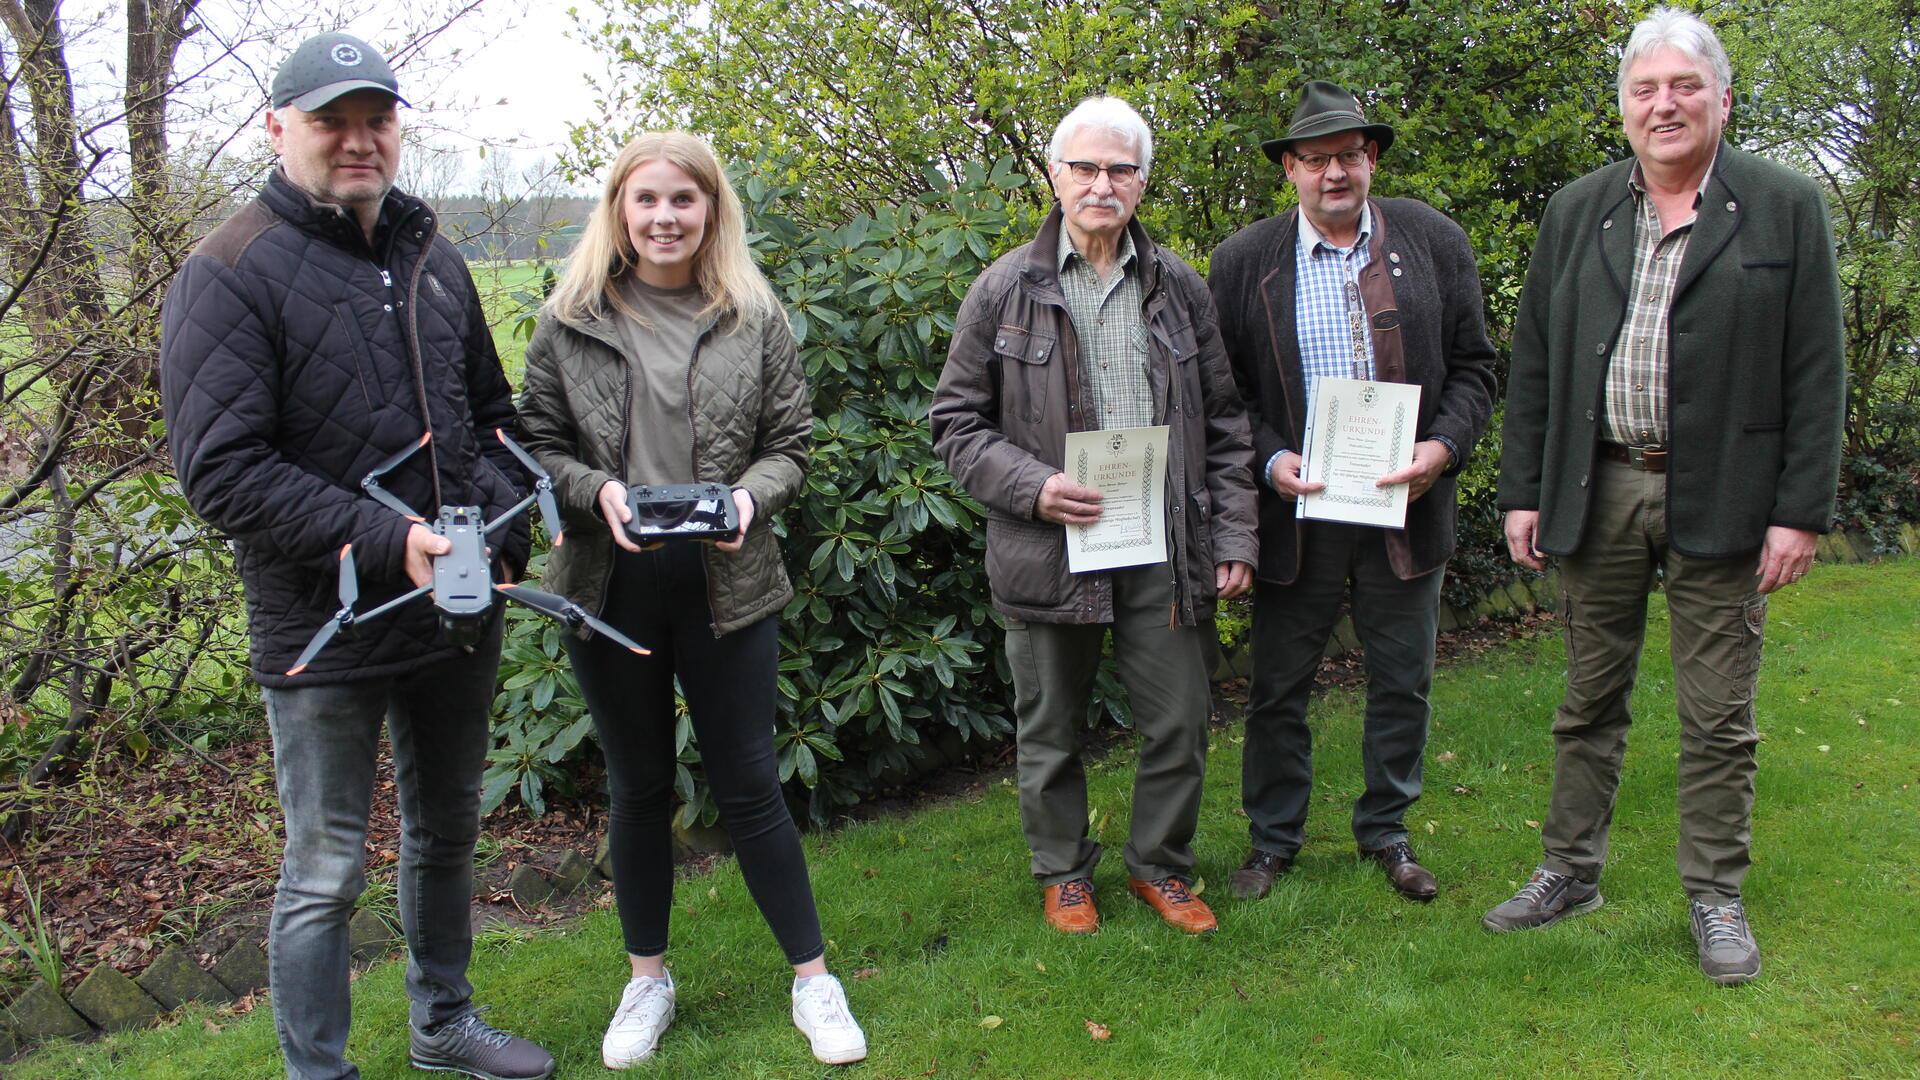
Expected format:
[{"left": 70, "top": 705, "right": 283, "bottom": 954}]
[{"left": 515, "top": 301, "right": 810, "bottom": 636}]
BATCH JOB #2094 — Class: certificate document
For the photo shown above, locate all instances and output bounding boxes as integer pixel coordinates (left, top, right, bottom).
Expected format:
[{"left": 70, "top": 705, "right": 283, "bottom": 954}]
[
  {"left": 1298, "top": 377, "right": 1421, "bottom": 529},
  {"left": 1065, "top": 425, "right": 1170, "bottom": 573}
]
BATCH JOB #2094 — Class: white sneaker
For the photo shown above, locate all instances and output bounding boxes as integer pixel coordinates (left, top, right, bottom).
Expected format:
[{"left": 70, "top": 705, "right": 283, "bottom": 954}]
[
  {"left": 791, "top": 974, "right": 867, "bottom": 1065},
  {"left": 602, "top": 972, "right": 676, "bottom": 1068}
]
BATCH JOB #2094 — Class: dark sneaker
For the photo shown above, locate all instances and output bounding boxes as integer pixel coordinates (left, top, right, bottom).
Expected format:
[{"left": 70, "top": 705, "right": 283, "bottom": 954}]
[
  {"left": 1229, "top": 849, "right": 1292, "bottom": 900},
  {"left": 1482, "top": 866, "right": 1603, "bottom": 932},
  {"left": 410, "top": 1008, "right": 556, "bottom": 1079},
  {"left": 1361, "top": 840, "right": 1438, "bottom": 902},
  {"left": 1690, "top": 899, "right": 1761, "bottom": 985}
]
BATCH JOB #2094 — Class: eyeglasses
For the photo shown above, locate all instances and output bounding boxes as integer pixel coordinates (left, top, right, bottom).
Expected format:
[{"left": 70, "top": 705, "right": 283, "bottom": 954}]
[
  {"left": 1290, "top": 148, "right": 1369, "bottom": 173},
  {"left": 1058, "top": 160, "right": 1144, "bottom": 186}
]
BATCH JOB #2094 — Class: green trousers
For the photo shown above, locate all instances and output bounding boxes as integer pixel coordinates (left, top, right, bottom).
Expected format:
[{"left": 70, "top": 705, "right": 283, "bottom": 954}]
[
  {"left": 1003, "top": 561, "right": 1212, "bottom": 886},
  {"left": 1542, "top": 458, "right": 1768, "bottom": 904}
]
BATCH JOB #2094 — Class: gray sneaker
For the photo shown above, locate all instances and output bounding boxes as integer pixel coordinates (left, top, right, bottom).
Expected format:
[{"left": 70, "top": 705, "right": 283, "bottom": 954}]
[
  {"left": 1690, "top": 898, "right": 1762, "bottom": 984},
  {"left": 410, "top": 1008, "right": 556, "bottom": 1080},
  {"left": 1482, "top": 866, "right": 1604, "bottom": 932}
]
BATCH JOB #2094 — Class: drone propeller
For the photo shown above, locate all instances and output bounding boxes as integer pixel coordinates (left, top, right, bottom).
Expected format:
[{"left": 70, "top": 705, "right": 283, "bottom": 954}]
[
  {"left": 362, "top": 433, "right": 429, "bottom": 521},
  {"left": 494, "top": 583, "right": 651, "bottom": 655},
  {"left": 288, "top": 545, "right": 361, "bottom": 676},
  {"left": 493, "top": 429, "right": 565, "bottom": 546},
  {"left": 337, "top": 544, "right": 359, "bottom": 610}
]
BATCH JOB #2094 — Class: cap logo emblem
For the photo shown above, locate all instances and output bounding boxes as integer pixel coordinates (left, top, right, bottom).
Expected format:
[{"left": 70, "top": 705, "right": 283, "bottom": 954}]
[{"left": 331, "top": 43, "right": 362, "bottom": 66}]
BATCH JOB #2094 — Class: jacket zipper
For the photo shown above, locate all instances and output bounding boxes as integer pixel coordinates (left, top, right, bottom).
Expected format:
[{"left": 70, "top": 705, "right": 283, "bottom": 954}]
[
  {"left": 1145, "top": 270, "right": 1187, "bottom": 625},
  {"left": 397, "top": 210, "right": 442, "bottom": 509},
  {"left": 684, "top": 325, "right": 721, "bottom": 630},
  {"left": 594, "top": 346, "right": 636, "bottom": 624}
]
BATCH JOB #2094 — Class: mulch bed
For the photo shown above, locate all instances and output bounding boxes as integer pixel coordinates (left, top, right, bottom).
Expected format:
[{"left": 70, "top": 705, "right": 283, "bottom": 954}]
[{"left": 0, "top": 612, "right": 1551, "bottom": 1006}]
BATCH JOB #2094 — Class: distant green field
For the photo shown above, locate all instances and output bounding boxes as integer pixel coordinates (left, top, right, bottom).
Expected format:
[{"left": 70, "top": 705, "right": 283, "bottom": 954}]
[{"left": 471, "top": 260, "right": 561, "bottom": 384}]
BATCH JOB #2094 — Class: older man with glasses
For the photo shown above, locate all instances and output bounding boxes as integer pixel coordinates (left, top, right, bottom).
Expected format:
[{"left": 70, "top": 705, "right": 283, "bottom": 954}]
[
  {"left": 1207, "top": 81, "right": 1497, "bottom": 904},
  {"left": 933, "top": 96, "right": 1257, "bottom": 936}
]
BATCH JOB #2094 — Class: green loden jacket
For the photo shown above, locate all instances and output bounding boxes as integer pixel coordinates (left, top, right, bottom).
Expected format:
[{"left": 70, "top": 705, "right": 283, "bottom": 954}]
[{"left": 1498, "top": 143, "right": 1846, "bottom": 559}]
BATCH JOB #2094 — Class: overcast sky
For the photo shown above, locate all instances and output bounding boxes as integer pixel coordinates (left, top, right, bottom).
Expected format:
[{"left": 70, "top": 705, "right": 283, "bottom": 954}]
[
  {"left": 40, "top": 0, "right": 613, "bottom": 195},
  {"left": 307, "top": 3, "right": 610, "bottom": 192}
]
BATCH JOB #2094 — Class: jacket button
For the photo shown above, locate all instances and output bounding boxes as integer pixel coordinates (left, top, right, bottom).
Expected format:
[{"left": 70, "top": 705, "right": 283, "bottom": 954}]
[
  {"left": 383, "top": 304, "right": 393, "bottom": 312},
  {"left": 1602, "top": 219, "right": 1613, "bottom": 230},
  {"left": 1595, "top": 342, "right": 1607, "bottom": 355},
  {"left": 1585, "top": 409, "right": 1595, "bottom": 421},
  {"left": 1579, "top": 475, "right": 1589, "bottom": 488},
  {"left": 995, "top": 338, "right": 1006, "bottom": 348}
]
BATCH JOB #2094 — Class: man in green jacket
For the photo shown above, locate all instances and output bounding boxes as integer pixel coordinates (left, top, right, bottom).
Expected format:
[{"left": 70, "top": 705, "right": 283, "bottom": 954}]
[{"left": 1486, "top": 7, "right": 1845, "bottom": 985}]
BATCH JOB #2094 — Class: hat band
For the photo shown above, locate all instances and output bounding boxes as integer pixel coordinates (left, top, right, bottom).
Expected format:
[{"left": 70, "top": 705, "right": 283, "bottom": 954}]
[{"left": 1290, "top": 109, "right": 1368, "bottom": 134}]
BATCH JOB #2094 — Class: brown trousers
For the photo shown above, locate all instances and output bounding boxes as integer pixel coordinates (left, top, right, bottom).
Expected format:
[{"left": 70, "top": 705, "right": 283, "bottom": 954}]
[{"left": 1541, "top": 458, "right": 1768, "bottom": 904}]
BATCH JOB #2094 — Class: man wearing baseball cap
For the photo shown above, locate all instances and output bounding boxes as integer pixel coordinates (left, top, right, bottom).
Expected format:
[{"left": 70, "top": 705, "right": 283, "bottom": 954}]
[
  {"left": 161, "top": 32, "right": 552, "bottom": 1079},
  {"left": 1207, "top": 81, "right": 1496, "bottom": 904}
]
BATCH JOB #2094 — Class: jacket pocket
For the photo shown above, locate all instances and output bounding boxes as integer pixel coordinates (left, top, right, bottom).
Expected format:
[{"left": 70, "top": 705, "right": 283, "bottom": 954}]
[
  {"left": 994, "top": 325, "right": 1054, "bottom": 423},
  {"left": 985, "top": 513, "right": 1066, "bottom": 608},
  {"left": 1187, "top": 492, "right": 1215, "bottom": 572},
  {"left": 333, "top": 302, "right": 383, "bottom": 414}
]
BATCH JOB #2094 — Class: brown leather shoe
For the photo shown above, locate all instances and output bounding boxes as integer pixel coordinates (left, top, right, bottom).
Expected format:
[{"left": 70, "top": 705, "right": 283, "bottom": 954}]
[
  {"left": 1128, "top": 877, "right": 1218, "bottom": 934},
  {"left": 1361, "top": 840, "right": 1438, "bottom": 902},
  {"left": 1042, "top": 877, "right": 1100, "bottom": 934},
  {"left": 1229, "top": 849, "right": 1293, "bottom": 900}
]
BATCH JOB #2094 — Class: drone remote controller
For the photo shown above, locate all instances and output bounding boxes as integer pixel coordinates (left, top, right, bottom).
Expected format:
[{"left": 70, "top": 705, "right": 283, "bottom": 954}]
[{"left": 624, "top": 482, "right": 740, "bottom": 545}]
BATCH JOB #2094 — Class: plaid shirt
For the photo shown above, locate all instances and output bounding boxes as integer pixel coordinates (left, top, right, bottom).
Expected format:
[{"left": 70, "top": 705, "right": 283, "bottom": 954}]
[
  {"left": 1262, "top": 206, "right": 1377, "bottom": 485},
  {"left": 1294, "top": 203, "right": 1377, "bottom": 392},
  {"left": 1604, "top": 159, "right": 1714, "bottom": 447},
  {"left": 1057, "top": 226, "right": 1153, "bottom": 429}
]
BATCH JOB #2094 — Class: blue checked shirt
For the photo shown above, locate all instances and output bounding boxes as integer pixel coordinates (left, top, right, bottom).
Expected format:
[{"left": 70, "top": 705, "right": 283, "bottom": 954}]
[{"left": 1266, "top": 206, "right": 1376, "bottom": 486}]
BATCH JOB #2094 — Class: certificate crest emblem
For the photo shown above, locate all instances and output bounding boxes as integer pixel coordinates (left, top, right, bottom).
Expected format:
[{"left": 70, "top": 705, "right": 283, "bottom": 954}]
[
  {"left": 1106, "top": 432, "right": 1127, "bottom": 454},
  {"left": 1360, "top": 384, "right": 1379, "bottom": 407},
  {"left": 331, "top": 43, "right": 362, "bottom": 66}
]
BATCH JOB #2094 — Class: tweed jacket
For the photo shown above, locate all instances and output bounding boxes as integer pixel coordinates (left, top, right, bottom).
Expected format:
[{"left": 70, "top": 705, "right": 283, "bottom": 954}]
[
  {"left": 1208, "top": 198, "right": 1498, "bottom": 584},
  {"left": 1497, "top": 144, "right": 1846, "bottom": 558},
  {"left": 931, "top": 208, "right": 1258, "bottom": 626},
  {"left": 515, "top": 301, "right": 810, "bottom": 636}
]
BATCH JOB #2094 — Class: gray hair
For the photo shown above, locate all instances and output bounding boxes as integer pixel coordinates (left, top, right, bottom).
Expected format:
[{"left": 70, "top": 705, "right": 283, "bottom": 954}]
[
  {"left": 1048, "top": 96, "right": 1154, "bottom": 182},
  {"left": 1617, "top": 7, "right": 1732, "bottom": 112}
]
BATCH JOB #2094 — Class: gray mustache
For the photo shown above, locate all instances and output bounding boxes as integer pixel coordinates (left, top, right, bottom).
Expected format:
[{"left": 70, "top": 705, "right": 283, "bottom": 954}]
[{"left": 1075, "top": 195, "right": 1125, "bottom": 212}]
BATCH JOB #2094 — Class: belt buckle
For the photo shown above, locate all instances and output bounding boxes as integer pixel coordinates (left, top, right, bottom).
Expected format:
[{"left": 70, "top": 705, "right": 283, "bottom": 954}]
[{"left": 1626, "top": 445, "right": 1666, "bottom": 471}]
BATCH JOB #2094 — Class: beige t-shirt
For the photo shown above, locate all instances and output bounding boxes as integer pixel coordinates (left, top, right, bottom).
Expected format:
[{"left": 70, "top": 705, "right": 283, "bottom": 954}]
[{"left": 614, "top": 275, "right": 706, "bottom": 486}]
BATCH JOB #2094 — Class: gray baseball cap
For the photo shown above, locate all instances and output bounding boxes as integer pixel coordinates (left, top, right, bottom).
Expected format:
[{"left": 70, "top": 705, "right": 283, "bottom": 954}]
[{"left": 270, "top": 32, "right": 407, "bottom": 111}]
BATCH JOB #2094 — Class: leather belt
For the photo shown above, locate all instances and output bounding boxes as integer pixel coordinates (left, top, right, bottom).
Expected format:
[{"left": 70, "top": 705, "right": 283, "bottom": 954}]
[{"left": 1598, "top": 442, "right": 1667, "bottom": 472}]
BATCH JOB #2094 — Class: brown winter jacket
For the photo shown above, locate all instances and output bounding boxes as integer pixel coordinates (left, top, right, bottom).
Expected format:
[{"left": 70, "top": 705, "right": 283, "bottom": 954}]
[
  {"left": 930, "top": 208, "right": 1258, "bottom": 625},
  {"left": 515, "top": 299, "right": 810, "bottom": 635}
]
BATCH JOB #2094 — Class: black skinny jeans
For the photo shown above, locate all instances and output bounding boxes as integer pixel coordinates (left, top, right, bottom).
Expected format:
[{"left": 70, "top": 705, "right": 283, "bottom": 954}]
[{"left": 565, "top": 543, "right": 824, "bottom": 966}]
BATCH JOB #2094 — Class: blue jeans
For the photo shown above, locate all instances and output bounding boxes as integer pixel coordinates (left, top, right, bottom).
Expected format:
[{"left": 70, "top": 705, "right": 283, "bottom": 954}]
[{"left": 260, "top": 616, "right": 501, "bottom": 1080}]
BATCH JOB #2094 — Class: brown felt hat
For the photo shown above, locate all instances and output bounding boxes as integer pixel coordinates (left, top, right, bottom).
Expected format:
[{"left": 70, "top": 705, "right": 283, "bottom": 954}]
[{"left": 1260, "top": 81, "right": 1395, "bottom": 164}]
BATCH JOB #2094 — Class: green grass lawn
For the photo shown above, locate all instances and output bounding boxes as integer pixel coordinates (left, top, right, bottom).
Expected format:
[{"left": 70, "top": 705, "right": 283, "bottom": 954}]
[
  {"left": 14, "top": 559, "right": 1919, "bottom": 1078},
  {"left": 471, "top": 260, "right": 558, "bottom": 383}
]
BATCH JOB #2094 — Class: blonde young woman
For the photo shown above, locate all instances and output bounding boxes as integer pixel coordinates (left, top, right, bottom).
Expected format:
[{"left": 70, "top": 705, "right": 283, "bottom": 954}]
[{"left": 516, "top": 132, "right": 866, "bottom": 1068}]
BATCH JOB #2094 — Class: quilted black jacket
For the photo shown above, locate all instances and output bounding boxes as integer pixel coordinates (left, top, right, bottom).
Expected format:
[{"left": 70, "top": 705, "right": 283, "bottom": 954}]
[{"left": 161, "top": 169, "right": 529, "bottom": 687}]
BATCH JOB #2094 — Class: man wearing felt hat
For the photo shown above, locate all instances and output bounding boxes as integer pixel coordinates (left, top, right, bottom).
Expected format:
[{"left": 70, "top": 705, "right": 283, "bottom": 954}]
[
  {"left": 160, "top": 31, "right": 553, "bottom": 1080},
  {"left": 1208, "top": 81, "right": 1496, "bottom": 903}
]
